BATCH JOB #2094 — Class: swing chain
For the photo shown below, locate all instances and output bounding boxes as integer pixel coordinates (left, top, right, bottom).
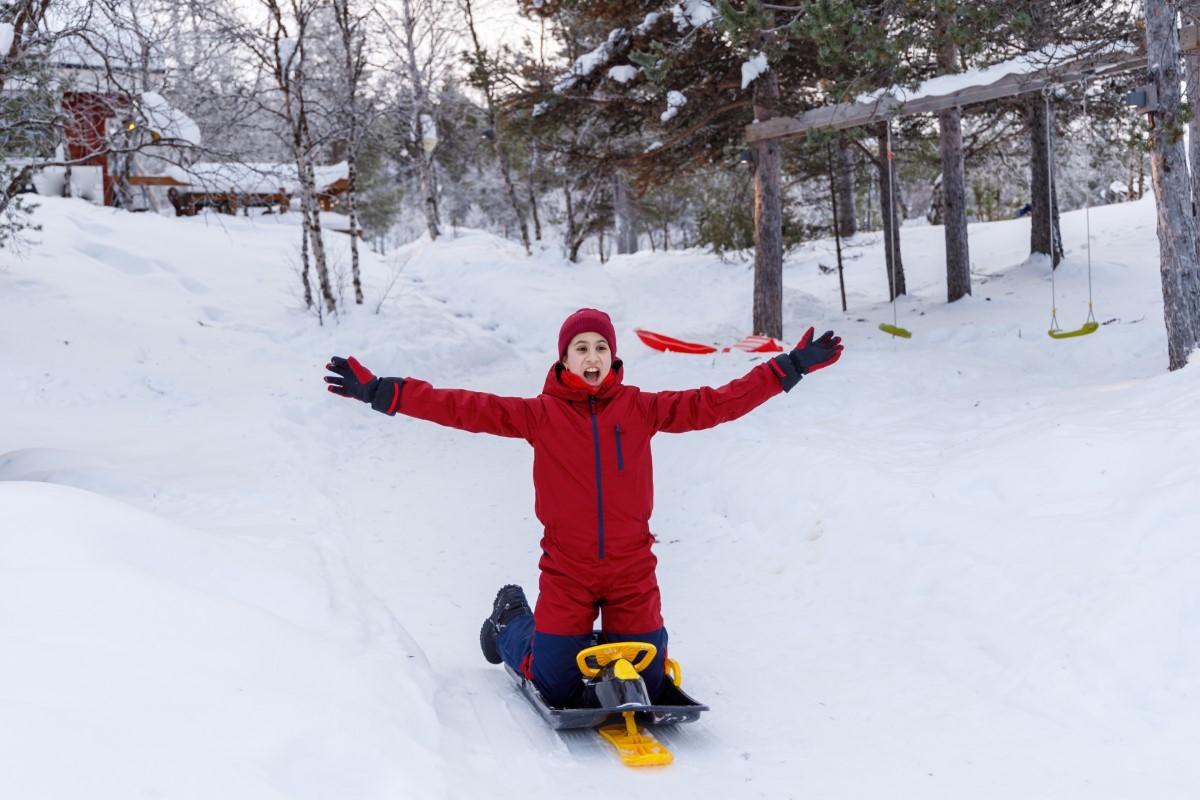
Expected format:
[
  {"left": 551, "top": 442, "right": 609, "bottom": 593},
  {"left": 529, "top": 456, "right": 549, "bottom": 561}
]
[{"left": 1043, "top": 82, "right": 1099, "bottom": 339}]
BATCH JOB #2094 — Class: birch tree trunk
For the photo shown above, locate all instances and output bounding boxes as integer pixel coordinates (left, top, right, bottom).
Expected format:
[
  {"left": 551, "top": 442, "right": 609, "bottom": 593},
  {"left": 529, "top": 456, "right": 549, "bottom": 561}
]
[
  {"left": 751, "top": 32, "right": 783, "bottom": 340},
  {"left": 936, "top": 6, "right": 971, "bottom": 302},
  {"left": 400, "top": 0, "right": 439, "bottom": 240},
  {"left": 332, "top": 0, "right": 367, "bottom": 304},
  {"left": 1146, "top": 0, "right": 1200, "bottom": 369},
  {"left": 346, "top": 154, "right": 363, "bottom": 304},
  {"left": 296, "top": 123, "right": 335, "bottom": 314},
  {"left": 264, "top": 0, "right": 335, "bottom": 314}
]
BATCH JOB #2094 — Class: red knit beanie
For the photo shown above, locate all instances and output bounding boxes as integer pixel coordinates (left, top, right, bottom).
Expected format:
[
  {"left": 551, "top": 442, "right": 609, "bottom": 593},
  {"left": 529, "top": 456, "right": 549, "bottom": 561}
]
[{"left": 558, "top": 308, "right": 617, "bottom": 358}]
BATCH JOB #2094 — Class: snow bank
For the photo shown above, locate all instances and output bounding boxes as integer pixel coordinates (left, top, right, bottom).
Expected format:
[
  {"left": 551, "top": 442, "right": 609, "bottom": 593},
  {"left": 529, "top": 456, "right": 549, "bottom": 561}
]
[{"left": 0, "top": 480, "right": 443, "bottom": 800}]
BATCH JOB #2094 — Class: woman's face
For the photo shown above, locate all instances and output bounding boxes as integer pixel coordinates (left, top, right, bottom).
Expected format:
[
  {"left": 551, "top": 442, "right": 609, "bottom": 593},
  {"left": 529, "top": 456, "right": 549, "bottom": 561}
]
[{"left": 561, "top": 331, "right": 613, "bottom": 387}]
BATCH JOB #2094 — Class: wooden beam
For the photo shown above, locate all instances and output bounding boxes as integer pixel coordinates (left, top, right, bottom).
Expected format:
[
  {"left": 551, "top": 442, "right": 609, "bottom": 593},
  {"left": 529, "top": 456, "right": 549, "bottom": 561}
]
[
  {"left": 747, "top": 32, "right": 1199, "bottom": 143},
  {"left": 126, "top": 175, "right": 191, "bottom": 186}
]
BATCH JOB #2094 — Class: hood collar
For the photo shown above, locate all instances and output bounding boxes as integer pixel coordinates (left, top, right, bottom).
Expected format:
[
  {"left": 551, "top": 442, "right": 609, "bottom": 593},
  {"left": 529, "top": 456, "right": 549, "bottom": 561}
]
[{"left": 543, "top": 360, "right": 624, "bottom": 402}]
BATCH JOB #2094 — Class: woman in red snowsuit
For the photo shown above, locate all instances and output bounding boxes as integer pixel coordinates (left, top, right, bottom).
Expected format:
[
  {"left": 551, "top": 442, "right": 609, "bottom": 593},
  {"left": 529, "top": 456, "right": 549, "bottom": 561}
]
[{"left": 326, "top": 308, "right": 842, "bottom": 706}]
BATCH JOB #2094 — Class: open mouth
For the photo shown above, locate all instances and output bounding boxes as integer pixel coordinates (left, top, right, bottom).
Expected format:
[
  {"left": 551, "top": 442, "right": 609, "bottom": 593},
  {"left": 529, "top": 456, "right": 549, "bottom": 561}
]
[{"left": 583, "top": 367, "right": 601, "bottom": 383}]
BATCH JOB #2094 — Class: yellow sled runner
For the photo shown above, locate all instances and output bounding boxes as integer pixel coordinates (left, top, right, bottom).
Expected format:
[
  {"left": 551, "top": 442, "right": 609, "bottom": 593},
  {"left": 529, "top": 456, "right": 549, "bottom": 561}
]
[{"left": 504, "top": 637, "right": 708, "bottom": 767}]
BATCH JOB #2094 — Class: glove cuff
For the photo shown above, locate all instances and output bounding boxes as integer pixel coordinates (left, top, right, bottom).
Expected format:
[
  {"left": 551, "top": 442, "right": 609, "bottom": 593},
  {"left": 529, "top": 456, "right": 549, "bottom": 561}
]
[
  {"left": 769, "top": 354, "right": 803, "bottom": 393},
  {"left": 370, "top": 378, "right": 405, "bottom": 415}
]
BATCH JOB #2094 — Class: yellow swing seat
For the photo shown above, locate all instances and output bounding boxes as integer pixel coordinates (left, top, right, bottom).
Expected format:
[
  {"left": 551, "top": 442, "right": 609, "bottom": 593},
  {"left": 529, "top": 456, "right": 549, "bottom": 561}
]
[
  {"left": 878, "top": 322, "right": 913, "bottom": 338},
  {"left": 1047, "top": 320, "right": 1099, "bottom": 339}
]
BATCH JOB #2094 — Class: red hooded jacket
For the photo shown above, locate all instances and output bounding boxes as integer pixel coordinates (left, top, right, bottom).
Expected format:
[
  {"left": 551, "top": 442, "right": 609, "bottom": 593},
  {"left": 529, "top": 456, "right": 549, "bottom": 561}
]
[{"left": 395, "top": 360, "right": 783, "bottom": 632}]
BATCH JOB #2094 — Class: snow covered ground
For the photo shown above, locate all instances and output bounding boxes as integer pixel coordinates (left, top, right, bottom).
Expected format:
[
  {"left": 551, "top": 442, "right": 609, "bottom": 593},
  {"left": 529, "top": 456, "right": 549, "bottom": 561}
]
[{"left": 2, "top": 195, "right": 1197, "bottom": 799}]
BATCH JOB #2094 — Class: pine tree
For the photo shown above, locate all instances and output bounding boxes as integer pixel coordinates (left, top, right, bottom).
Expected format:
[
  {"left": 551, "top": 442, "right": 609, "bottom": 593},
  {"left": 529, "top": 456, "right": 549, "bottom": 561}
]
[{"left": 513, "top": 0, "right": 823, "bottom": 335}]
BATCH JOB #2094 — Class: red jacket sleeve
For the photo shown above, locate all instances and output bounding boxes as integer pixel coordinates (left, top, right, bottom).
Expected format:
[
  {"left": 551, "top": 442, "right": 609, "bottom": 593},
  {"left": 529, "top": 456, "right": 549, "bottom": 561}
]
[
  {"left": 397, "top": 379, "right": 540, "bottom": 441},
  {"left": 643, "top": 361, "right": 783, "bottom": 434}
]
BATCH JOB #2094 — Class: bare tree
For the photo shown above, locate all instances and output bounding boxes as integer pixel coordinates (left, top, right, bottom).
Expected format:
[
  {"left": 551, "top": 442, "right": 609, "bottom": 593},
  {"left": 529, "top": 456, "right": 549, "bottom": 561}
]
[
  {"left": 210, "top": 0, "right": 337, "bottom": 315},
  {"left": 380, "top": 0, "right": 455, "bottom": 242},
  {"left": 329, "top": 0, "right": 373, "bottom": 304},
  {"left": 3, "top": 1, "right": 195, "bottom": 239},
  {"left": 2, "top": 0, "right": 59, "bottom": 239},
  {"left": 461, "top": 0, "right": 530, "bottom": 254}
]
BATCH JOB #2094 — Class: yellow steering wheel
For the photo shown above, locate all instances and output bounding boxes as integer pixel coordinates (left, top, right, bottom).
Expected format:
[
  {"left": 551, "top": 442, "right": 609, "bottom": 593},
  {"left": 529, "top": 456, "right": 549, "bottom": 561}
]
[{"left": 575, "top": 642, "right": 657, "bottom": 678}]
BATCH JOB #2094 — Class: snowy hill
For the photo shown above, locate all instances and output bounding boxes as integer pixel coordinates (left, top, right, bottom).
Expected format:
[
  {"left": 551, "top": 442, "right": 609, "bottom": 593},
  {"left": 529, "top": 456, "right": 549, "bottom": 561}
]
[{"left": 1, "top": 196, "right": 1197, "bottom": 798}]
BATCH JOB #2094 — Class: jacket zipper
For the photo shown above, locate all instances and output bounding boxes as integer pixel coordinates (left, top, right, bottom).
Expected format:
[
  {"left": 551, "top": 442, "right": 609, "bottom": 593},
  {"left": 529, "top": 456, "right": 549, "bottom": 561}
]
[
  {"left": 614, "top": 425, "right": 624, "bottom": 470},
  {"left": 589, "top": 395, "right": 605, "bottom": 560}
]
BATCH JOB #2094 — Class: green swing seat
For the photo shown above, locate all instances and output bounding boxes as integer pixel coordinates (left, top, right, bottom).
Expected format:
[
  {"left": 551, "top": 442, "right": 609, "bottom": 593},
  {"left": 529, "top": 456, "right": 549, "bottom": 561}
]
[
  {"left": 1047, "top": 320, "right": 1099, "bottom": 339},
  {"left": 878, "top": 322, "right": 913, "bottom": 338}
]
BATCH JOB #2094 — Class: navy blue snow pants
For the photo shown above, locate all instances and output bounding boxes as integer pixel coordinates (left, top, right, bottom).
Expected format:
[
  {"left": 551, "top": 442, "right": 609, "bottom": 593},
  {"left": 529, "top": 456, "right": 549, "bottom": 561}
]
[{"left": 497, "top": 615, "right": 669, "bottom": 708}]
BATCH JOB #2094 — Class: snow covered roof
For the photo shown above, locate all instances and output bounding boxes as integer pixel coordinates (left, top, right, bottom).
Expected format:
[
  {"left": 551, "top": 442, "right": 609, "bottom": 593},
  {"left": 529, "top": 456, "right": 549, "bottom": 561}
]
[
  {"left": 140, "top": 93, "right": 201, "bottom": 147},
  {"left": 161, "top": 162, "right": 349, "bottom": 195}
]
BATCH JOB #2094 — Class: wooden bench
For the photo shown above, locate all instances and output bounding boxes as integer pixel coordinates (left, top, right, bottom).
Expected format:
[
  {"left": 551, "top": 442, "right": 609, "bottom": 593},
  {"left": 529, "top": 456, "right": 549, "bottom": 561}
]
[{"left": 166, "top": 186, "right": 291, "bottom": 217}]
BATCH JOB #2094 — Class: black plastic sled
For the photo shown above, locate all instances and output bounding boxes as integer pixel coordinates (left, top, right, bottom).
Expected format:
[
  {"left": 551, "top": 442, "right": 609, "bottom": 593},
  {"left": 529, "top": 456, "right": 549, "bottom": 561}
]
[{"left": 503, "top": 662, "right": 709, "bottom": 731}]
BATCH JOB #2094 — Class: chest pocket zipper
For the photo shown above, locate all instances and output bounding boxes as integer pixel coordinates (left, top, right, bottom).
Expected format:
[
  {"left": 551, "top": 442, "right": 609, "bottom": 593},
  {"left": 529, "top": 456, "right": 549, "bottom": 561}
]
[{"left": 614, "top": 425, "right": 624, "bottom": 471}]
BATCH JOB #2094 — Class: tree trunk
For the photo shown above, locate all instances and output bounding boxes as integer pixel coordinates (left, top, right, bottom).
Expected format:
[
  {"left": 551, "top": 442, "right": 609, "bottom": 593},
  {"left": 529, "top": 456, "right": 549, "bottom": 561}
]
[
  {"left": 462, "top": 0, "right": 530, "bottom": 254},
  {"left": 876, "top": 122, "right": 906, "bottom": 299},
  {"left": 939, "top": 106, "right": 972, "bottom": 302},
  {"left": 835, "top": 137, "right": 857, "bottom": 238},
  {"left": 492, "top": 131, "right": 530, "bottom": 254},
  {"left": 614, "top": 172, "right": 638, "bottom": 255},
  {"left": 1186, "top": 5, "right": 1200, "bottom": 242},
  {"left": 1146, "top": 0, "right": 1200, "bottom": 369},
  {"left": 415, "top": 122, "right": 440, "bottom": 241},
  {"left": 751, "top": 40, "right": 783, "bottom": 340},
  {"left": 295, "top": 86, "right": 335, "bottom": 314},
  {"left": 401, "top": 0, "right": 438, "bottom": 241},
  {"left": 563, "top": 181, "right": 579, "bottom": 262},
  {"left": 0, "top": 165, "right": 34, "bottom": 217},
  {"left": 347, "top": 152, "right": 363, "bottom": 304},
  {"left": 937, "top": 6, "right": 971, "bottom": 303},
  {"left": 332, "top": 0, "right": 365, "bottom": 304},
  {"left": 1029, "top": 95, "right": 1065, "bottom": 266},
  {"left": 300, "top": 216, "right": 314, "bottom": 309},
  {"left": 528, "top": 141, "right": 542, "bottom": 241},
  {"left": 298, "top": 153, "right": 335, "bottom": 314},
  {"left": 828, "top": 148, "right": 848, "bottom": 313}
]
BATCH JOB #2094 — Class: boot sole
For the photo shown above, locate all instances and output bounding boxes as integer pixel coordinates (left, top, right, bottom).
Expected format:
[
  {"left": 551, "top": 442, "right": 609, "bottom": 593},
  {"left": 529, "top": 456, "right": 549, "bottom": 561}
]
[{"left": 480, "top": 619, "right": 503, "bottom": 664}]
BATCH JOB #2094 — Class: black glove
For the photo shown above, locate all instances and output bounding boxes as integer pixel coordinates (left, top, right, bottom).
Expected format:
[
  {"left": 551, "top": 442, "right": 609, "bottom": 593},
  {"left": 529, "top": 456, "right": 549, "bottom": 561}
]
[
  {"left": 325, "top": 356, "right": 406, "bottom": 415},
  {"left": 769, "top": 327, "right": 843, "bottom": 392},
  {"left": 325, "top": 356, "right": 379, "bottom": 402}
]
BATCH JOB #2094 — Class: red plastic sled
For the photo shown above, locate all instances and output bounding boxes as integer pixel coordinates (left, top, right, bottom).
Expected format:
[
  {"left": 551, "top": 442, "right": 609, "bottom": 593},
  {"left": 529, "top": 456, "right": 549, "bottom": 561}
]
[{"left": 634, "top": 328, "right": 783, "bottom": 355}]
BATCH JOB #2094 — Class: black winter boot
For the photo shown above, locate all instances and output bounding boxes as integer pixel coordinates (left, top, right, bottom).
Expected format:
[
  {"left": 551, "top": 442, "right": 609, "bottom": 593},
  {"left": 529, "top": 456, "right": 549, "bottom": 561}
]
[{"left": 480, "top": 584, "right": 531, "bottom": 665}]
